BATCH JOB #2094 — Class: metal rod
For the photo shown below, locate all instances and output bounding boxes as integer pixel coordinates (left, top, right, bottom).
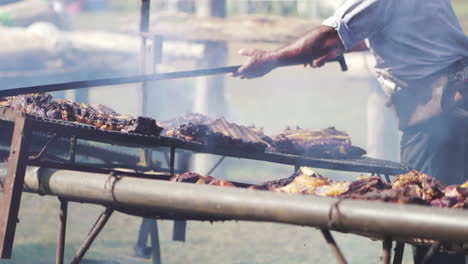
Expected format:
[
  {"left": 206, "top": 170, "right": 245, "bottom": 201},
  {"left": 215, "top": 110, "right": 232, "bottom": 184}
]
[
  {"left": 382, "top": 238, "right": 392, "bottom": 264},
  {"left": 320, "top": 229, "right": 347, "bottom": 264},
  {"left": 384, "top": 175, "right": 391, "bottom": 183},
  {"left": 173, "top": 221, "right": 187, "bottom": 242},
  {"left": 17, "top": 167, "right": 468, "bottom": 243},
  {"left": 29, "top": 133, "right": 58, "bottom": 161},
  {"left": 0, "top": 55, "right": 347, "bottom": 98},
  {"left": 68, "top": 136, "right": 77, "bottom": 164},
  {"left": 206, "top": 156, "right": 225, "bottom": 176},
  {"left": 56, "top": 199, "right": 68, "bottom": 264},
  {"left": 421, "top": 241, "right": 442, "bottom": 264},
  {"left": 149, "top": 220, "right": 161, "bottom": 264},
  {"left": 392, "top": 242, "right": 404, "bottom": 264},
  {"left": 0, "top": 66, "right": 240, "bottom": 98},
  {"left": 169, "top": 147, "right": 176, "bottom": 177},
  {"left": 70, "top": 208, "right": 114, "bottom": 264}
]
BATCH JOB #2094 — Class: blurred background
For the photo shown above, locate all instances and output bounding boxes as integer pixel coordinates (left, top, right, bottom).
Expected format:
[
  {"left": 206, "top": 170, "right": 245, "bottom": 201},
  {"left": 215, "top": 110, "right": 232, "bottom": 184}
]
[{"left": 0, "top": 0, "right": 466, "bottom": 263}]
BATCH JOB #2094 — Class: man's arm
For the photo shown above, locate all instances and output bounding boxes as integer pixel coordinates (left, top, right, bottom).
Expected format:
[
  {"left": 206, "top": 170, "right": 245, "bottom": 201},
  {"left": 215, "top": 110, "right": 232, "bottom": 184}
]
[{"left": 232, "top": 25, "right": 345, "bottom": 79}]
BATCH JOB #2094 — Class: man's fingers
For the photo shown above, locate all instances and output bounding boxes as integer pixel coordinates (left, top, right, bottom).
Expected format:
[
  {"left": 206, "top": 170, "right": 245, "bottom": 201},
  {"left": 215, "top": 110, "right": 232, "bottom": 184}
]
[{"left": 238, "top": 49, "right": 257, "bottom": 56}]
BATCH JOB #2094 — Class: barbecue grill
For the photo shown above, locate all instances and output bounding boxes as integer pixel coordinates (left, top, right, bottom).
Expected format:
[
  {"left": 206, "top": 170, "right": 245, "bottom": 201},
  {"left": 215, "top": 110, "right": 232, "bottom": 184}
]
[
  {"left": 0, "top": 104, "right": 452, "bottom": 264},
  {"left": 0, "top": 2, "right": 458, "bottom": 264}
]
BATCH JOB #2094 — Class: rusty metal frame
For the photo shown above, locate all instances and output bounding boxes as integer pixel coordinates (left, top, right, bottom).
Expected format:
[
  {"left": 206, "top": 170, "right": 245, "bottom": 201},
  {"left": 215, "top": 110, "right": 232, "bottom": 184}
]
[
  {"left": 70, "top": 207, "right": 114, "bottom": 264},
  {"left": 0, "top": 114, "right": 33, "bottom": 258}
]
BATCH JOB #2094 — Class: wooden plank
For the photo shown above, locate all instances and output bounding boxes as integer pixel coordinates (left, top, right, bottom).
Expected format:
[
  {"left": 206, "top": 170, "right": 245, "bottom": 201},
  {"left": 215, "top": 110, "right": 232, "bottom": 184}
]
[{"left": 0, "top": 114, "right": 32, "bottom": 258}]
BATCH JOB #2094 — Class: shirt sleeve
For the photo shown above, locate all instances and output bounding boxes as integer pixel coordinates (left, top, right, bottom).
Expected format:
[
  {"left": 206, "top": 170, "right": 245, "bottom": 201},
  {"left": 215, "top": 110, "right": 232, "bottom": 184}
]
[{"left": 322, "top": 0, "right": 393, "bottom": 50}]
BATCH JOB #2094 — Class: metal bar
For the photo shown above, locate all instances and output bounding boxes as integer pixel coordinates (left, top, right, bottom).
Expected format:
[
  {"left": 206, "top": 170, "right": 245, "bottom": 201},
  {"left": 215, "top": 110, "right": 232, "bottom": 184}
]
[
  {"left": 320, "top": 229, "right": 347, "bottom": 264},
  {"left": 148, "top": 220, "right": 161, "bottom": 264},
  {"left": 384, "top": 175, "right": 391, "bottom": 183},
  {"left": 169, "top": 147, "right": 176, "bottom": 177},
  {"left": 421, "top": 241, "right": 442, "bottom": 264},
  {"left": 206, "top": 156, "right": 225, "bottom": 176},
  {"left": 68, "top": 136, "right": 77, "bottom": 164},
  {"left": 382, "top": 238, "right": 392, "bottom": 264},
  {"left": 8, "top": 117, "right": 408, "bottom": 175},
  {"left": 29, "top": 133, "right": 58, "bottom": 161},
  {"left": 172, "top": 221, "right": 187, "bottom": 242},
  {"left": 56, "top": 199, "right": 68, "bottom": 264},
  {"left": 0, "top": 57, "right": 348, "bottom": 97},
  {"left": 0, "top": 114, "right": 32, "bottom": 258},
  {"left": 17, "top": 168, "right": 468, "bottom": 243},
  {"left": 70, "top": 207, "right": 114, "bottom": 264},
  {"left": 0, "top": 66, "right": 241, "bottom": 98},
  {"left": 392, "top": 242, "right": 404, "bottom": 264}
]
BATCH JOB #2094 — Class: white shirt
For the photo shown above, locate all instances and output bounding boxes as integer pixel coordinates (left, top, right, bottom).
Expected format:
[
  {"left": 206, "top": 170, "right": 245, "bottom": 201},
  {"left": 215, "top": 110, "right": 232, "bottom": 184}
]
[{"left": 323, "top": 0, "right": 468, "bottom": 81}]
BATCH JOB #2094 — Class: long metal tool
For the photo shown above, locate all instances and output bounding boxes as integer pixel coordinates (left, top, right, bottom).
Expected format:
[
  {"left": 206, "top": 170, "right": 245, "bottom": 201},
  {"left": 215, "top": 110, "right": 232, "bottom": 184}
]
[{"left": 0, "top": 56, "right": 347, "bottom": 98}]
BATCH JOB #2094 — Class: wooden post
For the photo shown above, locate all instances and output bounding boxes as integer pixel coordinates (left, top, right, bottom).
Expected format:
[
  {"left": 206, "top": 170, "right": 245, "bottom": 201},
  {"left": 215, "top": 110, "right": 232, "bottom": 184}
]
[{"left": 0, "top": 114, "right": 33, "bottom": 258}]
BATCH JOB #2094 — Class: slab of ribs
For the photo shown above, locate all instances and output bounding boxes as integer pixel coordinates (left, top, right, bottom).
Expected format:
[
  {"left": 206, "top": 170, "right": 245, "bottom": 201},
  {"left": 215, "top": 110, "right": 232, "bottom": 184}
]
[
  {"left": 0, "top": 93, "right": 163, "bottom": 136},
  {"left": 171, "top": 168, "right": 468, "bottom": 210},
  {"left": 265, "top": 126, "right": 366, "bottom": 158},
  {"left": 164, "top": 116, "right": 269, "bottom": 152}
]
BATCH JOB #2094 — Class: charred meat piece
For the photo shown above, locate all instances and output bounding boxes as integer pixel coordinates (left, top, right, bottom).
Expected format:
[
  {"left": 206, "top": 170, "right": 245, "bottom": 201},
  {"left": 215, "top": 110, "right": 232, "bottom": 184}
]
[
  {"left": 250, "top": 167, "right": 330, "bottom": 193},
  {"left": 0, "top": 93, "right": 163, "bottom": 136},
  {"left": 159, "top": 113, "right": 212, "bottom": 130},
  {"left": 392, "top": 171, "right": 445, "bottom": 201},
  {"left": 165, "top": 117, "right": 268, "bottom": 152},
  {"left": 348, "top": 186, "right": 428, "bottom": 205},
  {"left": 170, "top": 172, "right": 214, "bottom": 184},
  {"left": 315, "top": 182, "right": 350, "bottom": 197},
  {"left": 268, "top": 126, "right": 366, "bottom": 158},
  {"left": 342, "top": 176, "right": 391, "bottom": 197}
]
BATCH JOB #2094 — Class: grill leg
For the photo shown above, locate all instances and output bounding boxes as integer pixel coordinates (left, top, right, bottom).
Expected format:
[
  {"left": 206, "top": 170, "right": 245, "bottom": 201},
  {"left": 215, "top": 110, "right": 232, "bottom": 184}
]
[
  {"left": 56, "top": 199, "right": 68, "bottom": 264},
  {"left": 392, "top": 242, "right": 405, "bottom": 264},
  {"left": 149, "top": 220, "right": 161, "bottom": 264},
  {"left": 382, "top": 238, "right": 392, "bottom": 264},
  {"left": 421, "top": 241, "right": 442, "bottom": 264},
  {"left": 173, "top": 221, "right": 186, "bottom": 242},
  {"left": 320, "top": 229, "right": 347, "bottom": 264},
  {"left": 0, "top": 114, "right": 33, "bottom": 258},
  {"left": 70, "top": 207, "right": 114, "bottom": 264}
]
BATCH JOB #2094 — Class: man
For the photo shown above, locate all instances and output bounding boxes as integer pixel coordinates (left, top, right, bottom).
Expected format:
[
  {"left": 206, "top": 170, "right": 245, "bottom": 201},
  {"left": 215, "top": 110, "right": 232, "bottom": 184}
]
[{"left": 233, "top": 0, "right": 467, "bottom": 263}]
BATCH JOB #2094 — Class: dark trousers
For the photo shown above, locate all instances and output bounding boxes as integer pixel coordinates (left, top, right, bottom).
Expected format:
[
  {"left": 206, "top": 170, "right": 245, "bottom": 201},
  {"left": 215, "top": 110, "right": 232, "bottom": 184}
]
[{"left": 401, "top": 105, "right": 468, "bottom": 264}]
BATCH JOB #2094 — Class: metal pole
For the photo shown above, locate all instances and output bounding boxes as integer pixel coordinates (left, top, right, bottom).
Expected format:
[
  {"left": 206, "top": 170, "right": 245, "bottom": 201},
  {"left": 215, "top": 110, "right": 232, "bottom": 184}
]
[
  {"left": 169, "top": 147, "right": 176, "bottom": 177},
  {"left": 70, "top": 208, "right": 114, "bottom": 264},
  {"left": 69, "top": 136, "right": 77, "bottom": 164},
  {"left": 421, "top": 241, "right": 442, "bottom": 264},
  {"left": 16, "top": 167, "right": 468, "bottom": 243},
  {"left": 149, "top": 220, "right": 161, "bottom": 264},
  {"left": 320, "top": 229, "right": 347, "bottom": 264},
  {"left": 392, "top": 242, "right": 404, "bottom": 264},
  {"left": 382, "top": 238, "right": 392, "bottom": 264},
  {"left": 56, "top": 199, "right": 68, "bottom": 264}
]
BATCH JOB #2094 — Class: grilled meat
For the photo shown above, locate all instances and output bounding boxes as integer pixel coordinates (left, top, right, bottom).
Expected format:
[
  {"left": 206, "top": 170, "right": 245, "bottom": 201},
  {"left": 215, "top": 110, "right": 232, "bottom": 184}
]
[
  {"left": 170, "top": 172, "right": 235, "bottom": 187},
  {"left": 0, "top": 94, "right": 163, "bottom": 136},
  {"left": 342, "top": 176, "right": 391, "bottom": 197},
  {"left": 392, "top": 170, "right": 445, "bottom": 201},
  {"left": 165, "top": 117, "right": 268, "bottom": 152},
  {"left": 268, "top": 126, "right": 366, "bottom": 158}
]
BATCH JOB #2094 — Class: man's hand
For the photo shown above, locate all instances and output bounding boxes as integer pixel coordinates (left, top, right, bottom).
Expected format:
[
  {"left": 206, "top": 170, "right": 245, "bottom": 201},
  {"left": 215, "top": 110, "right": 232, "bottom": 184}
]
[
  {"left": 231, "top": 49, "right": 278, "bottom": 79},
  {"left": 232, "top": 26, "right": 345, "bottom": 80}
]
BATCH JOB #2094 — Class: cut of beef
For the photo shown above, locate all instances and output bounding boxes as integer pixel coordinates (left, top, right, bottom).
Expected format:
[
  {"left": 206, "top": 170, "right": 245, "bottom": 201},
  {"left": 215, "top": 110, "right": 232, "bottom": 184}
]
[
  {"left": 0, "top": 94, "right": 163, "bottom": 136},
  {"left": 165, "top": 117, "right": 268, "bottom": 152},
  {"left": 267, "top": 126, "right": 366, "bottom": 158}
]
